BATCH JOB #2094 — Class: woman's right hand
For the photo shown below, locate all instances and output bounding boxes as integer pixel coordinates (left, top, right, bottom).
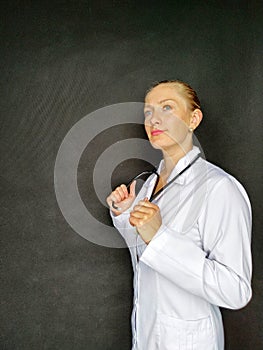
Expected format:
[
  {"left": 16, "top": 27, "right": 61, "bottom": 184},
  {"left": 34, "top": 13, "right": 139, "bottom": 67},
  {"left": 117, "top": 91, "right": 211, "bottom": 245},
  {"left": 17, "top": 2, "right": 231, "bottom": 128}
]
[{"left": 106, "top": 181, "right": 136, "bottom": 216}]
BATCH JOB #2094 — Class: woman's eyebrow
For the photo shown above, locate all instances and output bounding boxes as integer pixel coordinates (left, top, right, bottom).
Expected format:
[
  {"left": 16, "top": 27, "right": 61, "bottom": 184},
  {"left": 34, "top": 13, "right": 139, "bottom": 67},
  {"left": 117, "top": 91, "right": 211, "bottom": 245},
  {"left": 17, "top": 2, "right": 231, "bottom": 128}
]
[
  {"left": 144, "top": 99, "right": 177, "bottom": 108},
  {"left": 144, "top": 99, "right": 178, "bottom": 109},
  {"left": 144, "top": 104, "right": 153, "bottom": 109},
  {"left": 159, "top": 98, "right": 177, "bottom": 104}
]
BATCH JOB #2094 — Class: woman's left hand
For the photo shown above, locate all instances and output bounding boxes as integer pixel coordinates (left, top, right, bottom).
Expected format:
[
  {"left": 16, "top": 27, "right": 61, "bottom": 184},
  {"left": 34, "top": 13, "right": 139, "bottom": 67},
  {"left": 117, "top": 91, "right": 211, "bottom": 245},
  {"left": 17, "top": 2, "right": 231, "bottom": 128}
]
[{"left": 129, "top": 198, "right": 162, "bottom": 244}]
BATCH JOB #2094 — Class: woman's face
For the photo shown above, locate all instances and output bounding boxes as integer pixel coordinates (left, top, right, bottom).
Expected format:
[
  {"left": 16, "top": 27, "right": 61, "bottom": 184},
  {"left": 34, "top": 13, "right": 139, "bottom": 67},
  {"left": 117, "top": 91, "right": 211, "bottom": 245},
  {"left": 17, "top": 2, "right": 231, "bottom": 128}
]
[{"left": 144, "top": 84, "right": 193, "bottom": 152}]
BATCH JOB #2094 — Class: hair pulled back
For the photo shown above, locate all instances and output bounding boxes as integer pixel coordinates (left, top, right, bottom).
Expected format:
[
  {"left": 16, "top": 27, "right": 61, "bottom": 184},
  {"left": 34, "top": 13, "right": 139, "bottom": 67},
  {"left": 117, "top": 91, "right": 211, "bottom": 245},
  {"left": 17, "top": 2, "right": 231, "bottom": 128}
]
[{"left": 145, "top": 80, "right": 201, "bottom": 111}]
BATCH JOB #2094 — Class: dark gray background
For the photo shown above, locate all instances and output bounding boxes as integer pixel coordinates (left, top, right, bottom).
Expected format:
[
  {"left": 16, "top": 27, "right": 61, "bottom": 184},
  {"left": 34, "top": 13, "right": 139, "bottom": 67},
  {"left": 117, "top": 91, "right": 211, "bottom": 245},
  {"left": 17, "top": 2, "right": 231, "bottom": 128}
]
[{"left": 0, "top": 0, "right": 262, "bottom": 349}]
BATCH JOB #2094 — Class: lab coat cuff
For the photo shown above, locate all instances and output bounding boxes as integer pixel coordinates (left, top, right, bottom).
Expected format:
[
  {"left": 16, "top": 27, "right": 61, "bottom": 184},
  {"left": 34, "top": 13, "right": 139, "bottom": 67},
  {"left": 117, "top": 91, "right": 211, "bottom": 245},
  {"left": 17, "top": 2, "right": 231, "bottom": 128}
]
[{"left": 110, "top": 209, "right": 133, "bottom": 229}]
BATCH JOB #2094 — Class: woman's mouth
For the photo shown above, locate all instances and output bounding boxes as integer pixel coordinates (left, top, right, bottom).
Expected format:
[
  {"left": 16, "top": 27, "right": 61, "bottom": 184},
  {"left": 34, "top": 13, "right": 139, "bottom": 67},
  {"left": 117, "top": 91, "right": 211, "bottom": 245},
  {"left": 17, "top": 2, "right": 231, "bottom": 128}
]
[{"left": 151, "top": 129, "right": 164, "bottom": 136}]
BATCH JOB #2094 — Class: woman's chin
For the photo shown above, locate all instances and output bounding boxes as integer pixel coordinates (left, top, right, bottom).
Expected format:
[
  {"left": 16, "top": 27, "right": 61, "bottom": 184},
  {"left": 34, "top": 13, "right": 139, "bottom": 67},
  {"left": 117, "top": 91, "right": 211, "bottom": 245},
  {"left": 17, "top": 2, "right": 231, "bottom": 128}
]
[
  {"left": 149, "top": 140, "right": 160, "bottom": 148},
  {"left": 149, "top": 140, "right": 166, "bottom": 151}
]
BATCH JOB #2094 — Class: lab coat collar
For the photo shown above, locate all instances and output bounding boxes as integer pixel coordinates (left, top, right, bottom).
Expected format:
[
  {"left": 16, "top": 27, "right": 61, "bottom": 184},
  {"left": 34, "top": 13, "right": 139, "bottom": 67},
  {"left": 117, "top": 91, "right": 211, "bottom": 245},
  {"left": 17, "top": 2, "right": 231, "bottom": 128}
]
[{"left": 155, "top": 146, "right": 201, "bottom": 186}]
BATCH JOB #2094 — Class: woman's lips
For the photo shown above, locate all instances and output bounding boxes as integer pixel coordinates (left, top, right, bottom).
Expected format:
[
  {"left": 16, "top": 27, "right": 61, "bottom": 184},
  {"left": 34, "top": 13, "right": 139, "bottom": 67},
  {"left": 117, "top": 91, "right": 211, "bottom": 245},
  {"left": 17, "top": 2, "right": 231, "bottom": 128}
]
[{"left": 151, "top": 129, "right": 164, "bottom": 136}]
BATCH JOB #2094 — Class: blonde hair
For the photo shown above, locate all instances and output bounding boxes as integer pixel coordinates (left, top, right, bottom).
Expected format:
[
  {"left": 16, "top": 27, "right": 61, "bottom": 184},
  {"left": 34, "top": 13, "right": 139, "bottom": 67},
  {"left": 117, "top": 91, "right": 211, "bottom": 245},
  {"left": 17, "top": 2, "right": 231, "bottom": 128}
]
[{"left": 145, "top": 80, "right": 201, "bottom": 111}]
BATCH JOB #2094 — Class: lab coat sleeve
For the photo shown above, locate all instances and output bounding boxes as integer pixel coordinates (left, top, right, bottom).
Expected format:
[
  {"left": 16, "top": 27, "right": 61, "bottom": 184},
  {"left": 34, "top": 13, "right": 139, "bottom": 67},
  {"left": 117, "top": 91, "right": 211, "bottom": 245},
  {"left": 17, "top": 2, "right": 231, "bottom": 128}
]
[
  {"left": 140, "top": 176, "right": 252, "bottom": 310},
  {"left": 110, "top": 209, "right": 137, "bottom": 245}
]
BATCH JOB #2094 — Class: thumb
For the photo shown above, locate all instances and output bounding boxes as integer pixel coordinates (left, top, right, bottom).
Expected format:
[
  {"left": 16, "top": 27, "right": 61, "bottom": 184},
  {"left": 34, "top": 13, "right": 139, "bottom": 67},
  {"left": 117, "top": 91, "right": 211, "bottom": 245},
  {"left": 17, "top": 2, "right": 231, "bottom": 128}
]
[{"left": 129, "top": 180, "right": 137, "bottom": 197}]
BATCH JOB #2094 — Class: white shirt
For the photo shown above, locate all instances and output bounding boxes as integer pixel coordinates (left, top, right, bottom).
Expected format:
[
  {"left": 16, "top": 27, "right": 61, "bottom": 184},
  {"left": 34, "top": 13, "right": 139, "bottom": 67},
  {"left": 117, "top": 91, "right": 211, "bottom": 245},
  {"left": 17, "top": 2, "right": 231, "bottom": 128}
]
[{"left": 110, "top": 146, "right": 252, "bottom": 350}]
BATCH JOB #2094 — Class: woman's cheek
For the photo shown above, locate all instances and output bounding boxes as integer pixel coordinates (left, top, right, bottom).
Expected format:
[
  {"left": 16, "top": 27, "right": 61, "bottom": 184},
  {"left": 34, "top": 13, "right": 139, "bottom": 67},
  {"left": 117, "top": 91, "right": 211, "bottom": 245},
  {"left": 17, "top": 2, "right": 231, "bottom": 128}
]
[{"left": 144, "top": 125, "right": 151, "bottom": 138}]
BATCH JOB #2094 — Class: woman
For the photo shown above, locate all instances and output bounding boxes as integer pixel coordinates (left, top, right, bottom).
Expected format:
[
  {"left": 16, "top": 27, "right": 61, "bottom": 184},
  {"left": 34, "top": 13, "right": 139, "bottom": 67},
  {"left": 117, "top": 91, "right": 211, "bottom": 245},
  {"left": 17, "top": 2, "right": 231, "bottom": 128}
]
[{"left": 106, "top": 80, "right": 252, "bottom": 350}]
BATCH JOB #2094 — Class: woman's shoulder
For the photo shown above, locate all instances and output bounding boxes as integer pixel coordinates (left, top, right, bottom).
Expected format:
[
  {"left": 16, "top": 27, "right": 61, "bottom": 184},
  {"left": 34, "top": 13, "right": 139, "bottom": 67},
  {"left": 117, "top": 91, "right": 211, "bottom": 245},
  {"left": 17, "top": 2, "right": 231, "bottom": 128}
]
[
  {"left": 201, "top": 157, "right": 239, "bottom": 184},
  {"left": 199, "top": 158, "right": 251, "bottom": 208}
]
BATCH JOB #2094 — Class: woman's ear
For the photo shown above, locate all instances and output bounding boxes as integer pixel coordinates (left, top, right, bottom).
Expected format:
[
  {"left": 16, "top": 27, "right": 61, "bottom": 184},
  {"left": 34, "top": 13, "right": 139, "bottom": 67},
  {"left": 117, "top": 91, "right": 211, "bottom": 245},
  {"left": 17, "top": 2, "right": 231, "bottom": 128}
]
[{"left": 190, "top": 109, "right": 203, "bottom": 131}]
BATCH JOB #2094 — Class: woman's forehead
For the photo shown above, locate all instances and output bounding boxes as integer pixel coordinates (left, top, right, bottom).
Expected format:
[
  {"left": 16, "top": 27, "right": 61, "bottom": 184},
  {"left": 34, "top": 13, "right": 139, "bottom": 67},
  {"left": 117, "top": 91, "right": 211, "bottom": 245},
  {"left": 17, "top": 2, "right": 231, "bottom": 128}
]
[{"left": 145, "top": 84, "right": 184, "bottom": 105}]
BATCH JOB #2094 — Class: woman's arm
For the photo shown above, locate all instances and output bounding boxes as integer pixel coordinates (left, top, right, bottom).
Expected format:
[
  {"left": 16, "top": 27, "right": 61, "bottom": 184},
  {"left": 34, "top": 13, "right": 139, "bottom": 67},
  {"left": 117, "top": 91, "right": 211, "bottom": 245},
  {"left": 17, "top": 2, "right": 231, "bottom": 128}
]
[{"left": 140, "top": 176, "right": 252, "bottom": 309}]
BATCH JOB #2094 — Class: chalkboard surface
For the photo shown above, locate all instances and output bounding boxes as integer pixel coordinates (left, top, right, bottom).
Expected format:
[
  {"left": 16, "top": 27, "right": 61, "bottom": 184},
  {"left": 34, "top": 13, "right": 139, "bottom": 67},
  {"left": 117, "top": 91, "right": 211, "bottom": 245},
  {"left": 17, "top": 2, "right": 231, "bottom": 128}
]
[{"left": 1, "top": 1, "right": 262, "bottom": 349}]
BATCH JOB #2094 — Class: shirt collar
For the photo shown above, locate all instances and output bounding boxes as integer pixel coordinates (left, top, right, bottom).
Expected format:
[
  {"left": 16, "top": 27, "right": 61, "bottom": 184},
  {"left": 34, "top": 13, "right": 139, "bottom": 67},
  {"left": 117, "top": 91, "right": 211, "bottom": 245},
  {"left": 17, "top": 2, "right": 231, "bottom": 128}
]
[{"left": 156, "top": 146, "right": 201, "bottom": 185}]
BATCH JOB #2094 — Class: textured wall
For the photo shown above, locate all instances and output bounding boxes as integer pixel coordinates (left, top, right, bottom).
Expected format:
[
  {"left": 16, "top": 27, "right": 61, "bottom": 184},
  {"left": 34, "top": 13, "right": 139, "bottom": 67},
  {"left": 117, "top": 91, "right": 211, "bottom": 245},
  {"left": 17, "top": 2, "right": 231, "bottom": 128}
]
[{"left": 0, "top": 1, "right": 262, "bottom": 349}]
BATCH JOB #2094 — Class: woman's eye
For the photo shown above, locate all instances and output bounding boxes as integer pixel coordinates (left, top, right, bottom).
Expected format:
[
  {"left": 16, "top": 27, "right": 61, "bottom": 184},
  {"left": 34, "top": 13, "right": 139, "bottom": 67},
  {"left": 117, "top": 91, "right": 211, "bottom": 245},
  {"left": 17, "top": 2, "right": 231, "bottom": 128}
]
[
  {"left": 144, "top": 110, "right": 152, "bottom": 118},
  {"left": 162, "top": 105, "right": 172, "bottom": 112}
]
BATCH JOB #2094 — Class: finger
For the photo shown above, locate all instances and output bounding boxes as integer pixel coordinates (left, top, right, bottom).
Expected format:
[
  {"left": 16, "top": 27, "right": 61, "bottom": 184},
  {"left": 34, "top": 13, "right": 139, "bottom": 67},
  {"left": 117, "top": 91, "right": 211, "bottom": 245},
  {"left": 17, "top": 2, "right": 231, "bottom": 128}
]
[
  {"left": 129, "top": 216, "right": 143, "bottom": 227},
  {"left": 106, "top": 192, "right": 119, "bottom": 206},
  {"left": 130, "top": 211, "right": 148, "bottom": 220},
  {"left": 112, "top": 201, "right": 121, "bottom": 211},
  {"left": 137, "top": 199, "right": 159, "bottom": 210},
  {"left": 129, "top": 216, "right": 137, "bottom": 227},
  {"left": 129, "top": 180, "right": 137, "bottom": 197},
  {"left": 106, "top": 195, "right": 122, "bottom": 213},
  {"left": 112, "top": 190, "right": 122, "bottom": 203},
  {"left": 115, "top": 185, "right": 127, "bottom": 201},
  {"left": 120, "top": 184, "right": 129, "bottom": 198},
  {"left": 132, "top": 205, "right": 155, "bottom": 215},
  {"left": 116, "top": 185, "right": 126, "bottom": 198}
]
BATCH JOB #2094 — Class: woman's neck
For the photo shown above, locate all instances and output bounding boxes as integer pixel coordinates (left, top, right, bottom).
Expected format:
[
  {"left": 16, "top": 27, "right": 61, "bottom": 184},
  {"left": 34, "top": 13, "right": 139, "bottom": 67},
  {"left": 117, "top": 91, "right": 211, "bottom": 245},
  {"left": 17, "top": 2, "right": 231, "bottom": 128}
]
[{"left": 162, "top": 143, "right": 193, "bottom": 178}]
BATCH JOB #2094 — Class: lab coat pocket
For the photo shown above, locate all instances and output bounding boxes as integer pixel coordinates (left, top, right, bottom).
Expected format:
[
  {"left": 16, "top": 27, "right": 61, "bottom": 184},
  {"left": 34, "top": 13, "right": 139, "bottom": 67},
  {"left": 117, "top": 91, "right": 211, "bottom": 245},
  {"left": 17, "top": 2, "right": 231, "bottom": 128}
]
[{"left": 158, "top": 314, "right": 214, "bottom": 350}]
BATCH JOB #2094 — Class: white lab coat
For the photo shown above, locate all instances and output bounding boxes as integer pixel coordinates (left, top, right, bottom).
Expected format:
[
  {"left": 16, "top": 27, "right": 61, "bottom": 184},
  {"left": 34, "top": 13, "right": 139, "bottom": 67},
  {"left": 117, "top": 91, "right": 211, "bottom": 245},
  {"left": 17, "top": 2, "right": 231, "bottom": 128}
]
[{"left": 110, "top": 146, "right": 252, "bottom": 350}]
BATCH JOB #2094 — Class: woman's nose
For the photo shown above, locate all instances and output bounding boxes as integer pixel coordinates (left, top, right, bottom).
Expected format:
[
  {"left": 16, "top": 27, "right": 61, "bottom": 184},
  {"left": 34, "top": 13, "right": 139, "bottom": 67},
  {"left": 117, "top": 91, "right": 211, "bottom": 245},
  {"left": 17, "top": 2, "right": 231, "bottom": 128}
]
[{"left": 149, "top": 109, "right": 162, "bottom": 126}]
